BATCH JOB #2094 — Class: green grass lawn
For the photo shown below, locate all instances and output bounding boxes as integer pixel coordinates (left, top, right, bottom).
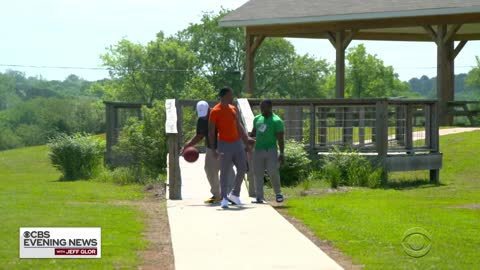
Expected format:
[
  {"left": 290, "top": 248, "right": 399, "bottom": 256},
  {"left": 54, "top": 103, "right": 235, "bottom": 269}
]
[
  {"left": 282, "top": 131, "right": 480, "bottom": 269},
  {"left": 0, "top": 145, "right": 147, "bottom": 269}
]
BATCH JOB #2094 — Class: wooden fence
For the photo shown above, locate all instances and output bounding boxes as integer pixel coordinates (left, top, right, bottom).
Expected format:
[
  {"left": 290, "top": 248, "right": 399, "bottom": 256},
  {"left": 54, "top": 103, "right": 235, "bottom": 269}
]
[{"left": 165, "top": 98, "right": 442, "bottom": 199}]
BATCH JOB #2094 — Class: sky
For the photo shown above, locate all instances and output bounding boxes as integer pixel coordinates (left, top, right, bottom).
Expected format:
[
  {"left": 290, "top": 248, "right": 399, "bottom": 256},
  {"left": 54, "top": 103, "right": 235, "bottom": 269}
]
[{"left": 0, "top": 0, "right": 479, "bottom": 82}]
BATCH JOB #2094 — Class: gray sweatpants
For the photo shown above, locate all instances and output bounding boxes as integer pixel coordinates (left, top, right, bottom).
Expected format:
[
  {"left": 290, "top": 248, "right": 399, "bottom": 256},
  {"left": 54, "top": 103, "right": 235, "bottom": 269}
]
[
  {"left": 253, "top": 148, "right": 282, "bottom": 200},
  {"left": 218, "top": 140, "right": 247, "bottom": 199},
  {"left": 205, "top": 148, "right": 235, "bottom": 199}
]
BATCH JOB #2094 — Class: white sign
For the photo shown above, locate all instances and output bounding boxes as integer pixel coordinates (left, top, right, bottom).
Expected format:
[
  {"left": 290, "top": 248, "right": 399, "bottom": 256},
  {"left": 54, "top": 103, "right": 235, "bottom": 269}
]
[
  {"left": 237, "top": 98, "right": 255, "bottom": 132},
  {"left": 165, "top": 99, "right": 178, "bottom": 134},
  {"left": 20, "top": 227, "right": 101, "bottom": 258}
]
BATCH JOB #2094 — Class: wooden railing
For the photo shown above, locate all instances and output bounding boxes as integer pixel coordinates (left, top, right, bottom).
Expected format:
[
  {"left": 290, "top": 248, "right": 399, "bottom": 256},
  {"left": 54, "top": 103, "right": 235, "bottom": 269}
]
[
  {"left": 243, "top": 98, "right": 441, "bottom": 183},
  {"left": 165, "top": 98, "right": 442, "bottom": 197},
  {"left": 448, "top": 101, "right": 480, "bottom": 126}
]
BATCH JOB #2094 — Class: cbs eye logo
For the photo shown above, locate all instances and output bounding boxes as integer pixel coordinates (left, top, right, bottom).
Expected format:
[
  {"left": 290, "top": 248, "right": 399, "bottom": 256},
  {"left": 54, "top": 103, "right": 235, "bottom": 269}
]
[
  {"left": 23, "top": 231, "right": 50, "bottom": 238},
  {"left": 402, "top": 227, "right": 432, "bottom": 258}
]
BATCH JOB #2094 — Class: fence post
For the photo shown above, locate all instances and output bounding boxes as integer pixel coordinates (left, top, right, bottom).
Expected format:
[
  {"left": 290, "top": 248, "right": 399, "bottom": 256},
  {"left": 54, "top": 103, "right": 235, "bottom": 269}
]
[
  {"left": 318, "top": 107, "right": 327, "bottom": 147},
  {"left": 343, "top": 106, "right": 353, "bottom": 145},
  {"left": 359, "top": 107, "right": 365, "bottom": 147},
  {"left": 395, "top": 105, "right": 405, "bottom": 145},
  {"left": 309, "top": 104, "right": 316, "bottom": 152},
  {"left": 425, "top": 104, "right": 432, "bottom": 151},
  {"left": 165, "top": 99, "right": 182, "bottom": 200},
  {"left": 376, "top": 100, "right": 389, "bottom": 184},
  {"left": 405, "top": 104, "right": 413, "bottom": 154},
  {"left": 429, "top": 102, "right": 440, "bottom": 184}
]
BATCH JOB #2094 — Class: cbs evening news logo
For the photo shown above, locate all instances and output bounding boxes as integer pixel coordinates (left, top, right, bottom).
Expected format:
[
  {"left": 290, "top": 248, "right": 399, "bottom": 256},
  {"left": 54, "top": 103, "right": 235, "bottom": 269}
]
[{"left": 20, "top": 227, "right": 101, "bottom": 258}]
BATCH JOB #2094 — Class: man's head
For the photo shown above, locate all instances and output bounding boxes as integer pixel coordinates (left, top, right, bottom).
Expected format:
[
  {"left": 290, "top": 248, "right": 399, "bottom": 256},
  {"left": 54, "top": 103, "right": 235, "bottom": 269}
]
[
  {"left": 260, "top": 99, "right": 273, "bottom": 117},
  {"left": 219, "top": 87, "right": 234, "bottom": 104},
  {"left": 196, "top": 100, "right": 209, "bottom": 118}
]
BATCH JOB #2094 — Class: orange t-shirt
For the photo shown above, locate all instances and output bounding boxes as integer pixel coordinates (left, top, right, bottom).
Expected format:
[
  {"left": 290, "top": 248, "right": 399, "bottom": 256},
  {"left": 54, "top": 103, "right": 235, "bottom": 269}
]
[{"left": 209, "top": 103, "right": 240, "bottom": 142}]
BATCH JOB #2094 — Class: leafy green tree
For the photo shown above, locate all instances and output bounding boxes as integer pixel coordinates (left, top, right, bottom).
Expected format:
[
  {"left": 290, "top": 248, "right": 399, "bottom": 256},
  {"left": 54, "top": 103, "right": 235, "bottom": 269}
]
[
  {"left": 177, "top": 10, "right": 245, "bottom": 94},
  {"left": 101, "top": 32, "right": 198, "bottom": 102},
  {"left": 466, "top": 56, "right": 480, "bottom": 90},
  {"left": 115, "top": 100, "right": 168, "bottom": 179},
  {"left": 180, "top": 76, "right": 218, "bottom": 100},
  {"left": 177, "top": 10, "right": 331, "bottom": 98},
  {"left": 345, "top": 44, "right": 416, "bottom": 98},
  {"left": 284, "top": 54, "right": 331, "bottom": 98},
  {"left": 254, "top": 38, "right": 296, "bottom": 97},
  {"left": 409, "top": 75, "right": 435, "bottom": 97},
  {"left": 0, "top": 126, "right": 23, "bottom": 150},
  {"left": 0, "top": 72, "right": 20, "bottom": 110},
  {"left": 15, "top": 124, "right": 46, "bottom": 146}
]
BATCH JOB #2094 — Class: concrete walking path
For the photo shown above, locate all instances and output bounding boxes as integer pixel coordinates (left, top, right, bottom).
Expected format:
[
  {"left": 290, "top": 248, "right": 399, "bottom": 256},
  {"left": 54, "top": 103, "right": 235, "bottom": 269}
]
[
  {"left": 167, "top": 154, "right": 343, "bottom": 270},
  {"left": 166, "top": 128, "right": 480, "bottom": 270}
]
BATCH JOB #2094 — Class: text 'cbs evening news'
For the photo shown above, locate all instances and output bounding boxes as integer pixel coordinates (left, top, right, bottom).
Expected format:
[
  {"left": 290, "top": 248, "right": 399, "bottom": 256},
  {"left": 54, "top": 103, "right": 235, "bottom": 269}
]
[{"left": 19, "top": 227, "right": 101, "bottom": 258}]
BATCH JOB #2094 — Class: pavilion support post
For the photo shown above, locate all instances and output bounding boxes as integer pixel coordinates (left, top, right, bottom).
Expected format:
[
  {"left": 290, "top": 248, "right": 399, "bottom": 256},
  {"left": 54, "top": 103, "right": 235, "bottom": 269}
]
[
  {"left": 329, "top": 30, "right": 356, "bottom": 133},
  {"left": 335, "top": 31, "right": 346, "bottom": 98},
  {"left": 245, "top": 33, "right": 265, "bottom": 96},
  {"left": 326, "top": 29, "right": 356, "bottom": 98},
  {"left": 437, "top": 25, "right": 455, "bottom": 126},
  {"left": 431, "top": 24, "right": 464, "bottom": 126},
  {"left": 245, "top": 34, "right": 254, "bottom": 96}
]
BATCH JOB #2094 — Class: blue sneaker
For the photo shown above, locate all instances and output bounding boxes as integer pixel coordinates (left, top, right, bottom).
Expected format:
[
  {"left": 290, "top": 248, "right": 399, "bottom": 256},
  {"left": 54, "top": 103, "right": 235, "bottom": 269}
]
[
  {"left": 276, "top": 193, "right": 284, "bottom": 203},
  {"left": 220, "top": 198, "right": 229, "bottom": 208}
]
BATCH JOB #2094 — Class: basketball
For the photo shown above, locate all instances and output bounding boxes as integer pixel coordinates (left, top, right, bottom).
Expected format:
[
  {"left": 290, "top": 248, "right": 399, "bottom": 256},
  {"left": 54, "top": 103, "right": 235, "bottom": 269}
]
[{"left": 183, "top": 146, "right": 199, "bottom": 163}]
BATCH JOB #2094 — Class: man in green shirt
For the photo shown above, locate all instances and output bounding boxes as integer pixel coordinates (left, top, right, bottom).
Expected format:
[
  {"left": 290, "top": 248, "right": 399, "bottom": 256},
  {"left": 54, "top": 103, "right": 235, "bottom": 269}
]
[{"left": 250, "top": 99, "right": 285, "bottom": 203}]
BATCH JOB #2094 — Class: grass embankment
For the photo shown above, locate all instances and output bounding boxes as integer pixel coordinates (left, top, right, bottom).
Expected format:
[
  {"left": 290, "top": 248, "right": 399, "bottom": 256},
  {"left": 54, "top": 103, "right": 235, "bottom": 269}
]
[
  {"left": 280, "top": 131, "right": 480, "bottom": 269},
  {"left": 0, "top": 145, "right": 148, "bottom": 269}
]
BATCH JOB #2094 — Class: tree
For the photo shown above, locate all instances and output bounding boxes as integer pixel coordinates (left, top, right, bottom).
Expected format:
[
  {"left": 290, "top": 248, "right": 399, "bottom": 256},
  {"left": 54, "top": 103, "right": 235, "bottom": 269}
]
[
  {"left": 176, "top": 10, "right": 246, "bottom": 94},
  {"left": 409, "top": 75, "right": 434, "bottom": 97},
  {"left": 285, "top": 54, "right": 331, "bottom": 98},
  {"left": 0, "top": 72, "right": 17, "bottom": 110},
  {"left": 345, "top": 44, "right": 416, "bottom": 98},
  {"left": 466, "top": 56, "right": 480, "bottom": 90},
  {"left": 101, "top": 32, "right": 198, "bottom": 102},
  {"left": 177, "top": 10, "right": 331, "bottom": 98},
  {"left": 180, "top": 76, "right": 217, "bottom": 100}
]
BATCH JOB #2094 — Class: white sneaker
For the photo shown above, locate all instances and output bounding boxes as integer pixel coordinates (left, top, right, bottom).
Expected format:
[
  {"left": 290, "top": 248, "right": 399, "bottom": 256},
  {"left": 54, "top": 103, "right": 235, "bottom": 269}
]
[
  {"left": 220, "top": 198, "right": 229, "bottom": 209},
  {"left": 227, "top": 193, "right": 243, "bottom": 205}
]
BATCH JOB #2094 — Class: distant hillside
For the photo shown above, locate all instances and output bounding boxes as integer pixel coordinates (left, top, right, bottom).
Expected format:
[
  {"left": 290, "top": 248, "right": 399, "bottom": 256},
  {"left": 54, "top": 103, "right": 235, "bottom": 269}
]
[{"left": 408, "top": 73, "right": 479, "bottom": 100}]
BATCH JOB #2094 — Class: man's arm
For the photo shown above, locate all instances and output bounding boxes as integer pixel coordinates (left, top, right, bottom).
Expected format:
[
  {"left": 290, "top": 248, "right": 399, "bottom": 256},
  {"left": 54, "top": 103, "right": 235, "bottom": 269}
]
[
  {"left": 276, "top": 131, "right": 285, "bottom": 163},
  {"left": 276, "top": 132, "right": 285, "bottom": 154},
  {"left": 183, "top": 134, "right": 204, "bottom": 152},
  {"left": 250, "top": 127, "right": 256, "bottom": 138},
  {"left": 182, "top": 119, "right": 205, "bottom": 154},
  {"left": 208, "top": 121, "right": 217, "bottom": 150}
]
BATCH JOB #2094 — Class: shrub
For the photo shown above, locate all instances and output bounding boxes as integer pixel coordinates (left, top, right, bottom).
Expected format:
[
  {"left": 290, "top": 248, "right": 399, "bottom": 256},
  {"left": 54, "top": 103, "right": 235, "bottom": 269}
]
[
  {"left": 114, "top": 100, "right": 167, "bottom": 182},
  {"left": 321, "top": 146, "right": 382, "bottom": 188},
  {"left": 280, "top": 139, "right": 311, "bottom": 186},
  {"left": 48, "top": 133, "right": 105, "bottom": 180}
]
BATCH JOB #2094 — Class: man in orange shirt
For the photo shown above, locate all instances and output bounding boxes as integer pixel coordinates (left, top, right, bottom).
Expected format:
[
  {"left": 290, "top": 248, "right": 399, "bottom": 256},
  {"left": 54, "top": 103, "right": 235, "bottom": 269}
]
[{"left": 209, "top": 87, "right": 253, "bottom": 208}]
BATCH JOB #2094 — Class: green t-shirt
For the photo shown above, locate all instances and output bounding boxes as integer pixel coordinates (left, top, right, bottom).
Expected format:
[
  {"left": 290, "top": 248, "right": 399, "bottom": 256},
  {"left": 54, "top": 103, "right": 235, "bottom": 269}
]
[{"left": 253, "top": 113, "right": 284, "bottom": 150}]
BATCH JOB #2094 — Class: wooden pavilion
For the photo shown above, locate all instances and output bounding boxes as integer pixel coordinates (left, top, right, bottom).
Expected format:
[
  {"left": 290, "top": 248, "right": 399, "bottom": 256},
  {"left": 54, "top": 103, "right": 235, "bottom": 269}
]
[{"left": 219, "top": 0, "right": 480, "bottom": 125}]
